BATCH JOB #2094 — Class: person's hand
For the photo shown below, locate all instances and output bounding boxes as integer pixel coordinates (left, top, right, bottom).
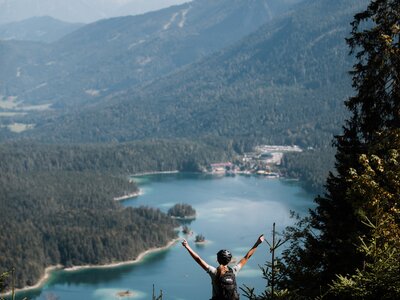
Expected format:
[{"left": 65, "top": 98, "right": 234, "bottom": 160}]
[
  {"left": 256, "top": 234, "right": 265, "bottom": 246},
  {"left": 182, "top": 239, "right": 189, "bottom": 249}
]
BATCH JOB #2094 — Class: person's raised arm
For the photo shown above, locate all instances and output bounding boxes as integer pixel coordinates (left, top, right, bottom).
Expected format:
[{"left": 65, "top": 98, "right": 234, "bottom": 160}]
[
  {"left": 238, "top": 234, "right": 264, "bottom": 268},
  {"left": 182, "top": 239, "right": 210, "bottom": 271}
]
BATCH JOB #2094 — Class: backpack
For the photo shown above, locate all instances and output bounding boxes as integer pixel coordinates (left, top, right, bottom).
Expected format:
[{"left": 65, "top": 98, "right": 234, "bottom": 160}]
[{"left": 215, "top": 267, "right": 239, "bottom": 300}]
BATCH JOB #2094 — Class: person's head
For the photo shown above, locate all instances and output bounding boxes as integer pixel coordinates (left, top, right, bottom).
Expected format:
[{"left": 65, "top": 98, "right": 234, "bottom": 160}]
[{"left": 217, "top": 249, "right": 232, "bottom": 266}]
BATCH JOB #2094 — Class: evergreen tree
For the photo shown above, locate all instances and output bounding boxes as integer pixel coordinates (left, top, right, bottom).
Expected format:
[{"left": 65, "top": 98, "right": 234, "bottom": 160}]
[
  {"left": 330, "top": 130, "right": 400, "bottom": 299},
  {"left": 279, "top": 0, "right": 400, "bottom": 297}
]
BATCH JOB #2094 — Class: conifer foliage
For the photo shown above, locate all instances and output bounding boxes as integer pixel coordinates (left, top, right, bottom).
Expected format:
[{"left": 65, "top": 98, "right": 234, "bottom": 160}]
[
  {"left": 330, "top": 130, "right": 400, "bottom": 298},
  {"left": 277, "top": 0, "right": 400, "bottom": 298}
]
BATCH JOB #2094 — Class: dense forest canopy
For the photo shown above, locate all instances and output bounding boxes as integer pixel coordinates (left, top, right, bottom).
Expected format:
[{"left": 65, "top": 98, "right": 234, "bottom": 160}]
[
  {"left": 168, "top": 203, "right": 196, "bottom": 218},
  {"left": 0, "top": 170, "right": 177, "bottom": 289},
  {"left": 0, "top": 138, "right": 238, "bottom": 290},
  {"left": 0, "top": 139, "right": 236, "bottom": 174}
]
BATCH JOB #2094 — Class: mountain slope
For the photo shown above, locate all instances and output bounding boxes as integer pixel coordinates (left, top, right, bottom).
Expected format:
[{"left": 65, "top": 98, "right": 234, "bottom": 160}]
[
  {"left": 0, "top": 0, "right": 107, "bottom": 24},
  {"left": 23, "top": 0, "right": 369, "bottom": 146},
  {"left": 0, "top": 0, "right": 289, "bottom": 108}
]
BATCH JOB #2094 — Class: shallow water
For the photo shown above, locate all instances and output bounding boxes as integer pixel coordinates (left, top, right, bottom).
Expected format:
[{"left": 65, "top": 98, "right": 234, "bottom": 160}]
[{"left": 16, "top": 173, "right": 314, "bottom": 300}]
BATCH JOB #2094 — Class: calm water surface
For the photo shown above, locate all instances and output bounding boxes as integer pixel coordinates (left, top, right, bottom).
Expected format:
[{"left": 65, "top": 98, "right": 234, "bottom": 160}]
[{"left": 18, "top": 173, "right": 314, "bottom": 300}]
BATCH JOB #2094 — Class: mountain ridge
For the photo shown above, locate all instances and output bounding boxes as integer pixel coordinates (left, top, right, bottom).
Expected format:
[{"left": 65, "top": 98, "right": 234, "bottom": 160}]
[
  {"left": 0, "top": 0, "right": 286, "bottom": 108},
  {"left": 0, "top": 0, "right": 191, "bottom": 24},
  {"left": 0, "top": 16, "right": 83, "bottom": 43},
  {"left": 21, "top": 0, "right": 369, "bottom": 146}
]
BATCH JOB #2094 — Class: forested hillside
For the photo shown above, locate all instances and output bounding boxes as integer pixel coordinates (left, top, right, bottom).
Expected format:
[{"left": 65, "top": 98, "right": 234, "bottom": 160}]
[
  {"left": 0, "top": 0, "right": 370, "bottom": 197},
  {"left": 0, "top": 139, "right": 235, "bottom": 173},
  {"left": 0, "top": 138, "right": 236, "bottom": 290},
  {"left": 0, "top": 0, "right": 281, "bottom": 109},
  {"left": 281, "top": 146, "right": 336, "bottom": 194},
  {"left": 0, "top": 171, "right": 177, "bottom": 288},
  {"left": 20, "top": 0, "right": 368, "bottom": 146}
]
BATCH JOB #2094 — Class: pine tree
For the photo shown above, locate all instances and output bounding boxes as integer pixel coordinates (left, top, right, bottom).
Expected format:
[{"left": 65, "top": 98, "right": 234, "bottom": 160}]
[
  {"left": 279, "top": 0, "right": 400, "bottom": 297},
  {"left": 330, "top": 130, "right": 400, "bottom": 299}
]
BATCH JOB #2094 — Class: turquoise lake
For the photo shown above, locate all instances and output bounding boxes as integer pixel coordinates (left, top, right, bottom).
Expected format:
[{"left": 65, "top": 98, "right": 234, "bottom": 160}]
[{"left": 16, "top": 173, "right": 314, "bottom": 300}]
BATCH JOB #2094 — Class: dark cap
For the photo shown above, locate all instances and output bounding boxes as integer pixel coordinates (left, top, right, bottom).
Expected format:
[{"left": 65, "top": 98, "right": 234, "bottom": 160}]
[{"left": 217, "top": 249, "right": 232, "bottom": 265}]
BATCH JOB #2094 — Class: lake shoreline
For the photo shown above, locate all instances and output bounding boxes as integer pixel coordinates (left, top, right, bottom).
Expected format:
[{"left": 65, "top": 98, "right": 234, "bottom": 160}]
[
  {"left": 6, "top": 238, "right": 179, "bottom": 297},
  {"left": 131, "top": 170, "right": 179, "bottom": 176},
  {"left": 113, "top": 189, "right": 143, "bottom": 201},
  {"left": 64, "top": 238, "right": 179, "bottom": 271},
  {"left": 3, "top": 265, "right": 63, "bottom": 297}
]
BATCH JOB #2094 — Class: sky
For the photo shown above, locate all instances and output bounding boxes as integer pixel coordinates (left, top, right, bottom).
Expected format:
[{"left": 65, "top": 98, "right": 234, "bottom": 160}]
[{"left": 0, "top": 0, "right": 192, "bottom": 24}]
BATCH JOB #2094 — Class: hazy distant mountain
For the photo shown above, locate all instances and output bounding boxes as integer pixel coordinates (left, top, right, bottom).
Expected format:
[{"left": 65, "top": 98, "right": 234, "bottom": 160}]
[
  {"left": 117, "top": 0, "right": 303, "bottom": 17},
  {"left": 0, "top": 0, "right": 191, "bottom": 24},
  {"left": 0, "top": 0, "right": 292, "bottom": 107},
  {"left": 0, "top": 17, "right": 83, "bottom": 43},
  {"left": 21, "top": 0, "right": 369, "bottom": 145},
  {"left": 115, "top": 0, "right": 194, "bottom": 17}
]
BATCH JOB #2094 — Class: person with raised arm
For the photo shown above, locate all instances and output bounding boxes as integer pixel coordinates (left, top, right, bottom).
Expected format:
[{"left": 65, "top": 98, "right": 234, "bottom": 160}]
[{"left": 182, "top": 234, "right": 265, "bottom": 300}]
